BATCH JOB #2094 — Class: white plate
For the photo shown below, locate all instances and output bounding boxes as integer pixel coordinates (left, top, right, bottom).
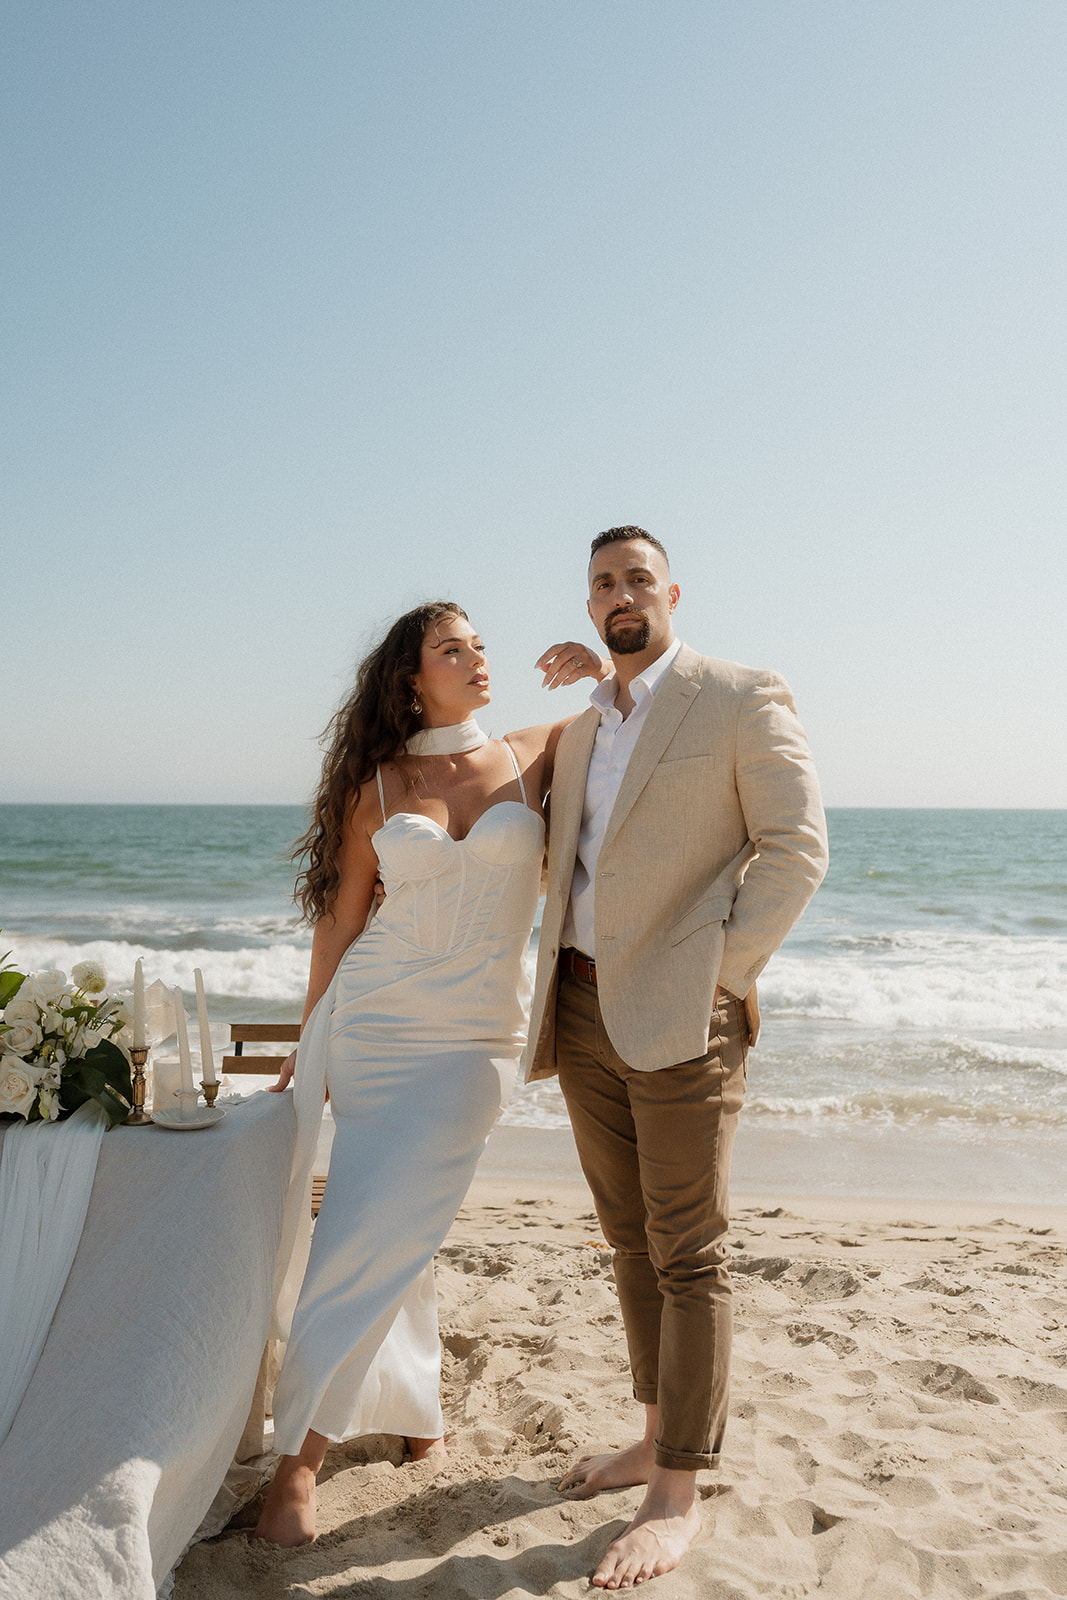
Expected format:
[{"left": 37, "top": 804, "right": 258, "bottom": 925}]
[{"left": 152, "top": 1106, "right": 227, "bottom": 1131}]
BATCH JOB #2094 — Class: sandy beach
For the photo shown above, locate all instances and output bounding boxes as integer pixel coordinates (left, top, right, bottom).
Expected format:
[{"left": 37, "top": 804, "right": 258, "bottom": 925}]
[{"left": 172, "top": 1123, "right": 1067, "bottom": 1600}]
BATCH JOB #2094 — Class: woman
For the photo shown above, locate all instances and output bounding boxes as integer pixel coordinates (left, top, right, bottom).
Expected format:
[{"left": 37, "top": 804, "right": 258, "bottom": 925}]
[{"left": 256, "top": 600, "right": 603, "bottom": 1546}]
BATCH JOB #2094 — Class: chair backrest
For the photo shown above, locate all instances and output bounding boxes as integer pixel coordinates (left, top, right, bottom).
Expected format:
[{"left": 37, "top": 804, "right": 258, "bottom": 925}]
[{"left": 222, "top": 1022, "right": 301, "bottom": 1075}]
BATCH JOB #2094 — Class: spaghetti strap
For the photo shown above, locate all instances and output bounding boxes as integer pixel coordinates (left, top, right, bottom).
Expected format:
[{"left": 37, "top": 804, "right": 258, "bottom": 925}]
[
  {"left": 503, "top": 739, "right": 528, "bottom": 806},
  {"left": 374, "top": 765, "right": 387, "bottom": 827}
]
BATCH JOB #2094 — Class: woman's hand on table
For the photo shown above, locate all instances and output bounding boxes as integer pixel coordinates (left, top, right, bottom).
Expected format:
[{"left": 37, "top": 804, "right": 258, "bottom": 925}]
[
  {"left": 266, "top": 1048, "right": 329, "bottom": 1101},
  {"left": 268, "top": 1051, "right": 296, "bottom": 1092}
]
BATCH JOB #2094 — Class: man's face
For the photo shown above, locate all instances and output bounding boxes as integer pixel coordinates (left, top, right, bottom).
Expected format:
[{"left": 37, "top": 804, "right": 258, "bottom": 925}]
[{"left": 586, "top": 538, "right": 679, "bottom": 659}]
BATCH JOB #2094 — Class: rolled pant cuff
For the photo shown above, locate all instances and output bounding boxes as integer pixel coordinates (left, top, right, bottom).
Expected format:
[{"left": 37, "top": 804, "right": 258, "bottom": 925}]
[
  {"left": 654, "top": 1443, "right": 719, "bottom": 1472},
  {"left": 633, "top": 1384, "right": 659, "bottom": 1405}
]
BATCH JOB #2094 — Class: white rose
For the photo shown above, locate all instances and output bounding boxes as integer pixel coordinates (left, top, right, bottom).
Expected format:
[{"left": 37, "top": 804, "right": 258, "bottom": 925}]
[
  {"left": 0, "top": 1019, "right": 42, "bottom": 1055},
  {"left": 72, "top": 961, "right": 108, "bottom": 995},
  {"left": 2, "top": 993, "right": 40, "bottom": 1024},
  {"left": 23, "top": 971, "right": 69, "bottom": 1006},
  {"left": 0, "top": 1054, "right": 43, "bottom": 1117}
]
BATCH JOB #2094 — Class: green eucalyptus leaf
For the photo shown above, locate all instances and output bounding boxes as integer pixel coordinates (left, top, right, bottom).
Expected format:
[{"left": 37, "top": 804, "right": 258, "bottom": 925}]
[
  {"left": 0, "top": 970, "right": 26, "bottom": 1009},
  {"left": 60, "top": 1041, "right": 133, "bottom": 1130},
  {"left": 58, "top": 1066, "right": 93, "bottom": 1115},
  {"left": 94, "top": 1082, "right": 133, "bottom": 1129},
  {"left": 84, "top": 1036, "right": 133, "bottom": 1092}
]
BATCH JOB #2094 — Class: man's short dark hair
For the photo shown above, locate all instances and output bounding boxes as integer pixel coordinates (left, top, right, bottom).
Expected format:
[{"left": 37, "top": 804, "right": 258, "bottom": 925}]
[{"left": 589, "top": 525, "right": 670, "bottom": 566}]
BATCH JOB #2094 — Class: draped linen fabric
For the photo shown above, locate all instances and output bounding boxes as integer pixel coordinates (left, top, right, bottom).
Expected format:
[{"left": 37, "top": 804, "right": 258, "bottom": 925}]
[{"left": 0, "top": 1099, "right": 107, "bottom": 1443}]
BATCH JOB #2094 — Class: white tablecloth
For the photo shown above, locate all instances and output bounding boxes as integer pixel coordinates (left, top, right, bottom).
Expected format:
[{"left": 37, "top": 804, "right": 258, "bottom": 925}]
[{"left": 0, "top": 1091, "right": 297, "bottom": 1600}]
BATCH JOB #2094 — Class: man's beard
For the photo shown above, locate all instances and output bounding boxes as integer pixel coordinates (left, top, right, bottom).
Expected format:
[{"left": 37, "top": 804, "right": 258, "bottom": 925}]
[{"left": 605, "top": 612, "right": 651, "bottom": 654}]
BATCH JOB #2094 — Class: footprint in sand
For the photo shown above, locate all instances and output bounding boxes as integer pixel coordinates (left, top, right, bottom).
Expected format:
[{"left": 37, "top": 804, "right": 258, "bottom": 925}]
[
  {"left": 789, "top": 1264, "right": 864, "bottom": 1302},
  {"left": 892, "top": 1359, "right": 999, "bottom": 1404},
  {"left": 994, "top": 1373, "right": 1067, "bottom": 1411},
  {"left": 786, "top": 1321, "right": 860, "bottom": 1358}
]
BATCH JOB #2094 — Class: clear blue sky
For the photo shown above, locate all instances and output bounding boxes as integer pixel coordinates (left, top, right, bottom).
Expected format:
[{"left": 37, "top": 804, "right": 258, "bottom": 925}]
[{"left": 4, "top": 1, "right": 1065, "bottom": 806}]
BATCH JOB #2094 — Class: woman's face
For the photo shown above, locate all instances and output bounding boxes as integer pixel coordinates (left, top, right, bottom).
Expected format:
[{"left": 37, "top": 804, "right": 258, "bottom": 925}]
[{"left": 411, "top": 614, "right": 490, "bottom": 725}]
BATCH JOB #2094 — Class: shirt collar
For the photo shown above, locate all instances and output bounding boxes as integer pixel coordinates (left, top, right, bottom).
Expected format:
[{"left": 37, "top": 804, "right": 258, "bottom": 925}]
[{"left": 590, "top": 636, "right": 683, "bottom": 718}]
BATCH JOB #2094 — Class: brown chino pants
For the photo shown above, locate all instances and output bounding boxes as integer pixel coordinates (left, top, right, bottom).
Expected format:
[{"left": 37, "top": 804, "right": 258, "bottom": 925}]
[{"left": 555, "top": 968, "right": 748, "bottom": 1471}]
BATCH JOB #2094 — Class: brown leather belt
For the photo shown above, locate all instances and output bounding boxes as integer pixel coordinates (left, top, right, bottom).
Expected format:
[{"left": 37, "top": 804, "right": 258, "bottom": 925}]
[{"left": 560, "top": 947, "right": 597, "bottom": 986}]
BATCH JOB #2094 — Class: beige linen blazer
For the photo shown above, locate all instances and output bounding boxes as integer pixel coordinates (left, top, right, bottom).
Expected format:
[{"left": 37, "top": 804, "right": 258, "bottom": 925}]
[{"left": 526, "top": 643, "right": 828, "bottom": 1079}]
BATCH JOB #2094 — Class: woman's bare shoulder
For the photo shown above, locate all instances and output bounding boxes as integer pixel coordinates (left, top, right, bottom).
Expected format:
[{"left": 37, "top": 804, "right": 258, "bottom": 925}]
[{"left": 347, "top": 765, "right": 395, "bottom": 837}]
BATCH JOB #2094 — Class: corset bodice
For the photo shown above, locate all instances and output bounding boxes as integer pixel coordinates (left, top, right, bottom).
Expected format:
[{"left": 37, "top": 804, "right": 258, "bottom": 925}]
[{"left": 370, "top": 802, "right": 544, "bottom": 955}]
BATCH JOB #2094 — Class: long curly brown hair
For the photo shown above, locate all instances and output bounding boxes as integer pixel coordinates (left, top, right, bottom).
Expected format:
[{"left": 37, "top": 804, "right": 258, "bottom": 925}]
[{"left": 292, "top": 600, "right": 468, "bottom": 923}]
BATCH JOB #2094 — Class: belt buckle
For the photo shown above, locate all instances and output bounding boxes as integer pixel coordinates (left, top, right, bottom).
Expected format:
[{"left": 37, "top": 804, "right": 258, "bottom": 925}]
[{"left": 565, "top": 947, "right": 596, "bottom": 986}]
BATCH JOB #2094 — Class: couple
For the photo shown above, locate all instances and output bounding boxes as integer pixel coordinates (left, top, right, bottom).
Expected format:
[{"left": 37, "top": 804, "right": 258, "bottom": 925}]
[{"left": 257, "top": 526, "right": 828, "bottom": 1590}]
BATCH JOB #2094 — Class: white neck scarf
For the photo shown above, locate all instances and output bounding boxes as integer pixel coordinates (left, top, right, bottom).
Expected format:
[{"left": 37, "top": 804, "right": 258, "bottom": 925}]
[{"left": 405, "top": 718, "right": 489, "bottom": 756}]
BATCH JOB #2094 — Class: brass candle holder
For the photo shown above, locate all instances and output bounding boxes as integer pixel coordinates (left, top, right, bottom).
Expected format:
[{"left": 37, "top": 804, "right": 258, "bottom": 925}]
[
  {"left": 201, "top": 1078, "right": 220, "bottom": 1108},
  {"left": 125, "top": 1045, "right": 153, "bottom": 1125}
]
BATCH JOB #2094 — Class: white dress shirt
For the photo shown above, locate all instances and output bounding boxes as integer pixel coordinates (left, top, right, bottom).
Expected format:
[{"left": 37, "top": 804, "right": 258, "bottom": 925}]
[{"left": 561, "top": 637, "right": 683, "bottom": 959}]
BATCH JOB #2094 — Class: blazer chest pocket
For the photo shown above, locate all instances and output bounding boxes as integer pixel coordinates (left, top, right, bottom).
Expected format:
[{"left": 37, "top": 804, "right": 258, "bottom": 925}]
[{"left": 669, "top": 894, "right": 736, "bottom": 948}]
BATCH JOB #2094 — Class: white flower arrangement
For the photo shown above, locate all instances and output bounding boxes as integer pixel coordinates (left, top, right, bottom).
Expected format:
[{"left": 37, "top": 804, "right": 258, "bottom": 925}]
[
  {"left": 0, "top": 949, "right": 133, "bottom": 1128},
  {"left": 71, "top": 959, "right": 108, "bottom": 995}
]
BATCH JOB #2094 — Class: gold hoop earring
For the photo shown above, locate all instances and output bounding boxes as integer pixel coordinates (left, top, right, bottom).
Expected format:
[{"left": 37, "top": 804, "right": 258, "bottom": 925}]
[{"left": 411, "top": 696, "right": 422, "bottom": 715}]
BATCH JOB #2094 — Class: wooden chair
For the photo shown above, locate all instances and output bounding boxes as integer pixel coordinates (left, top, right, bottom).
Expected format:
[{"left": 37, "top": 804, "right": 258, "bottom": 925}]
[
  {"left": 222, "top": 1022, "right": 302, "bottom": 1076},
  {"left": 222, "top": 1023, "right": 327, "bottom": 1215}
]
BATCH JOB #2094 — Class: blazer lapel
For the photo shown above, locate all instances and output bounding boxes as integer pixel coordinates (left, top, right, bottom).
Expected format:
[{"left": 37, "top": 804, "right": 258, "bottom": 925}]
[
  {"left": 600, "top": 660, "right": 701, "bottom": 854},
  {"left": 552, "top": 708, "right": 599, "bottom": 894}
]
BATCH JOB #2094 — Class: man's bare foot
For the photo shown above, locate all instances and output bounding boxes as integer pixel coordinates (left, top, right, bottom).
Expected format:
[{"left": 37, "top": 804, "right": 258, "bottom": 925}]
[
  {"left": 591, "top": 1468, "right": 701, "bottom": 1589},
  {"left": 405, "top": 1435, "right": 448, "bottom": 1465},
  {"left": 254, "top": 1457, "right": 318, "bottom": 1546},
  {"left": 592, "top": 1501, "right": 701, "bottom": 1588},
  {"left": 558, "top": 1437, "right": 654, "bottom": 1499}
]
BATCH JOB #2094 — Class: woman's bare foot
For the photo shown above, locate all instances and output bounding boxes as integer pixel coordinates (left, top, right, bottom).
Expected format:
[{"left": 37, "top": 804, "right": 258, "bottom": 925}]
[
  {"left": 254, "top": 1458, "right": 318, "bottom": 1546},
  {"left": 405, "top": 1435, "right": 448, "bottom": 1465},
  {"left": 254, "top": 1430, "right": 328, "bottom": 1547},
  {"left": 558, "top": 1436, "right": 655, "bottom": 1499},
  {"left": 591, "top": 1467, "right": 701, "bottom": 1589}
]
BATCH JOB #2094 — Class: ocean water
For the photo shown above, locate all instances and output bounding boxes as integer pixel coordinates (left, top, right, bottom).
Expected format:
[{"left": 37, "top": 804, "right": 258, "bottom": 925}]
[
  {"left": 0, "top": 805, "right": 311, "bottom": 1015},
  {"left": 733, "top": 808, "right": 1067, "bottom": 1203},
  {"left": 2, "top": 805, "right": 1065, "bottom": 1201}
]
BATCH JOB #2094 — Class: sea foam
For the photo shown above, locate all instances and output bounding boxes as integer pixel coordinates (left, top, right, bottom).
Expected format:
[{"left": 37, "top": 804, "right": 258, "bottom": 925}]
[
  {"left": 3, "top": 935, "right": 311, "bottom": 1003},
  {"left": 762, "top": 936, "right": 1067, "bottom": 1031}
]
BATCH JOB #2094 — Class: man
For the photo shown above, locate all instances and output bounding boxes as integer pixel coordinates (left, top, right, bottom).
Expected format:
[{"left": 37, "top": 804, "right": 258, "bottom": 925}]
[{"left": 531, "top": 526, "right": 828, "bottom": 1589}]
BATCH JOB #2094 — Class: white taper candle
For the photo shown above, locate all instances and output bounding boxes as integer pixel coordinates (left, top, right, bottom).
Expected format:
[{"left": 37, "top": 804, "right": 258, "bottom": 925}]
[
  {"left": 193, "top": 968, "right": 217, "bottom": 1085},
  {"left": 133, "top": 958, "right": 146, "bottom": 1049},
  {"left": 173, "top": 986, "right": 195, "bottom": 1094}
]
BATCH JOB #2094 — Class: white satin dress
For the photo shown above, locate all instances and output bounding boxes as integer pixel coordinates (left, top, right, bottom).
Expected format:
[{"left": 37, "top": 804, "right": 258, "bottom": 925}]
[{"left": 271, "top": 748, "right": 544, "bottom": 1454}]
